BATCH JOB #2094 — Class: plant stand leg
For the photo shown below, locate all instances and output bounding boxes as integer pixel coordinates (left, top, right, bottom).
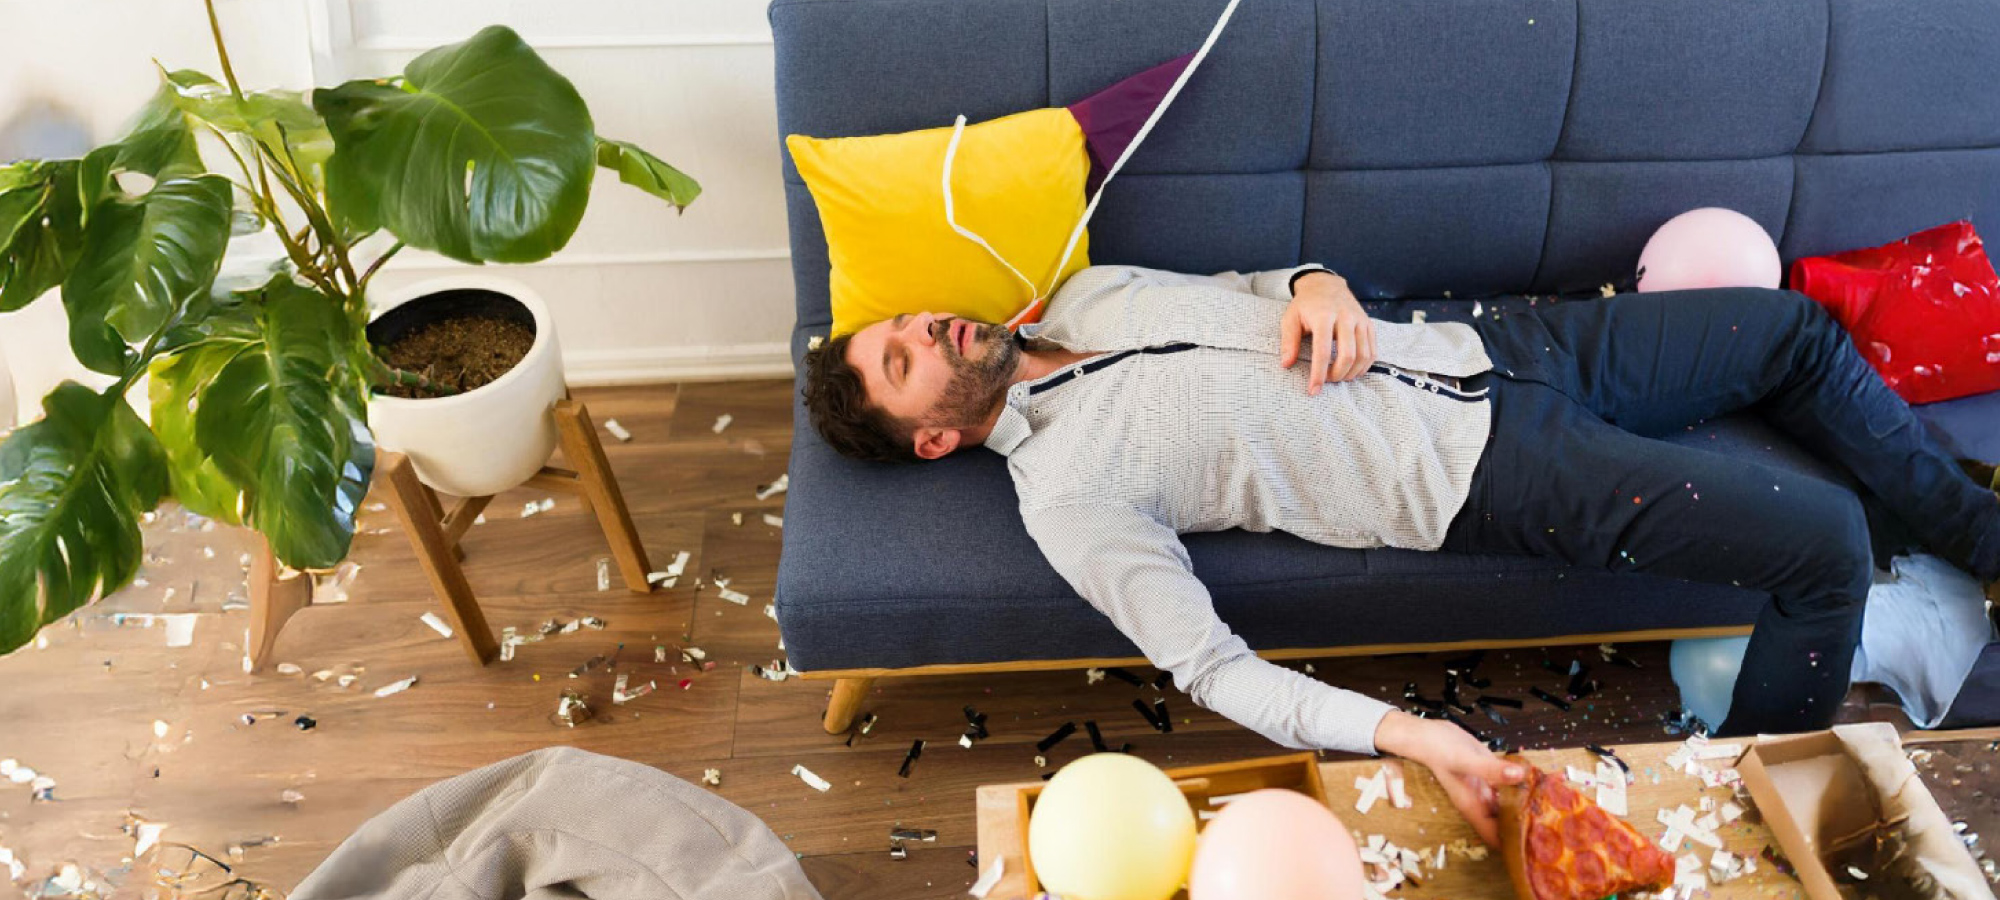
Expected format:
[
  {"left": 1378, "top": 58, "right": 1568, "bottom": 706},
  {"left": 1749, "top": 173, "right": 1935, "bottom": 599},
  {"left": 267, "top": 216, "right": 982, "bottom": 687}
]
[
  {"left": 552, "top": 399, "right": 654, "bottom": 592},
  {"left": 380, "top": 451, "right": 499, "bottom": 665},
  {"left": 247, "top": 535, "right": 313, "bottom": 674},
  {"left": 823, "top": 677, "right": 875, "bottom": 734}
]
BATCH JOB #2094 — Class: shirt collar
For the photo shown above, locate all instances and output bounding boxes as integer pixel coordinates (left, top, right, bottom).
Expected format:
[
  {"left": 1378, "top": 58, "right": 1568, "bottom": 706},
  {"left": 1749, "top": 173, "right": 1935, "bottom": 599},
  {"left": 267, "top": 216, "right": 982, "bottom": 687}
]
[{"left": 983, "top": 385, "right": 1034, "bottom": 455}]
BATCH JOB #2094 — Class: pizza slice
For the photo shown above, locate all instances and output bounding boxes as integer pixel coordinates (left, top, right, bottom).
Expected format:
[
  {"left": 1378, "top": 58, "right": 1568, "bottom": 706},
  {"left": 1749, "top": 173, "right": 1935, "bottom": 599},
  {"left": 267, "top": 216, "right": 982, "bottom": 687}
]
[{"left": 1498, "top": 758, "right": 1676, "bottom": 900}]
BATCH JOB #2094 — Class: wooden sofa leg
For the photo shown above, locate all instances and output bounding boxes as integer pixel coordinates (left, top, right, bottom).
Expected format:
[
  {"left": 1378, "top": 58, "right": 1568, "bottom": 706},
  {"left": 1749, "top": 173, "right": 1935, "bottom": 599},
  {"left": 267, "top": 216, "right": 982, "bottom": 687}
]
[{"left": 823, "top": 677, "right": 875, "bottom": 734}]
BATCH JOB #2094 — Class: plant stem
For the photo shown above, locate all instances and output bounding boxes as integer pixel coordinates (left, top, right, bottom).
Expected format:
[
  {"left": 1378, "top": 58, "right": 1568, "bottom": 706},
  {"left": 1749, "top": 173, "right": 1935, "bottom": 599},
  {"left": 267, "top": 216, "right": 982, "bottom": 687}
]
[
  {"left": 369, "top": 359, "right": 457, "bottom": 397},
  {"left": 358, "top": 241, "right": 404, "bottom": 292},
  {"left": 202, "top": 0, "right": 245, "bottom": 101}
]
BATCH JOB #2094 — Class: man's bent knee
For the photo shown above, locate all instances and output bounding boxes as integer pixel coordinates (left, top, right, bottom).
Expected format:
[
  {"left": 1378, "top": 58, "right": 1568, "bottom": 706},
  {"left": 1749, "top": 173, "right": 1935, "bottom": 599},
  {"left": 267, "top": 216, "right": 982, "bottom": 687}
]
[{"left": 1784, "top": 494, "right": 1874, "bottom": 616}]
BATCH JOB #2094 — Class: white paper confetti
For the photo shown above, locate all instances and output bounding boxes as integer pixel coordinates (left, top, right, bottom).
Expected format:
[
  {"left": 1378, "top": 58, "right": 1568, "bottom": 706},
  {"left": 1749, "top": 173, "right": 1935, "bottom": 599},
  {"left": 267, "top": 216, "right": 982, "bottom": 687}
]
[
  {"left": 756, "top": 473, "right": 789, "bottom": 500},
  {"left": 374, "top": 676, "right": 419, "bottom": 698},
  {"left": 762, "top": 514, "right": 784, "bottom": 529},
  {"left": 1385, "top": 766, "right": 1412, "bottom": 809},
  {"left": 717, "top": 586, "right": 751, "bottom": 605},
  {"left": 792, "top": 764, "right": 831, "bottom": 792},
  {"left": 419, "top": 612, "right": 454, "bottom": 639},
  {"left": 162, "top": 613, "right": 198, "bottom": 648},
  {"left": 1, "top": 845, "right": 28, "bottom": 880},
  {"left": 1595, "top": 761, "right": 1628, "bottom": 817},
  {"left": 1354, "top": 769, "right": 1388, "bottom": 814},
  {"left": 712, "top": 414, "right": 733, "bottom": 434},
  {"left": 968, "top": 858, "right": 1005, "bottom": 899},
  {"left": 603, "top": 419, "right": 632, "bottom": 442}
]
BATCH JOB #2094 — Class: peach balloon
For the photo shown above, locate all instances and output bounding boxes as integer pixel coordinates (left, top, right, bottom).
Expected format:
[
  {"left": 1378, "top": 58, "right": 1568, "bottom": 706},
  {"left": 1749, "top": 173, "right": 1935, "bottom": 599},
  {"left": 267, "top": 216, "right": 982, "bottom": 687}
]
[
  {"left": 1636, "top": 207, "right": 1782, "bottom": 292},
  {"left": 1188, "top": 789, "right": 1365, "bottom": 900}
]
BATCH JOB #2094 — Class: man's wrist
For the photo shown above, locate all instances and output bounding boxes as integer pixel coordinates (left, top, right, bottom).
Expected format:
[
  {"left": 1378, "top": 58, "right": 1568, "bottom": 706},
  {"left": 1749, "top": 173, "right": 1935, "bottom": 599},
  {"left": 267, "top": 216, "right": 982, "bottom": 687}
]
[
  {"left": 1372, "top": 709, "right": 1431, "bottom": 759},
  {"left": 1289, "top": 267, "right": 1338, "bottom": 297}
]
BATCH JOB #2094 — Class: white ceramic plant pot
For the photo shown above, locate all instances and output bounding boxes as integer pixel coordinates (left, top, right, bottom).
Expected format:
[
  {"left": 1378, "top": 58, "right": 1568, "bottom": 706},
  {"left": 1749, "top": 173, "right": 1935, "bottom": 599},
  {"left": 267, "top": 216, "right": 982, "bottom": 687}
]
[{"left": 366, "top": 276, "right": 566, "bottom": 498}]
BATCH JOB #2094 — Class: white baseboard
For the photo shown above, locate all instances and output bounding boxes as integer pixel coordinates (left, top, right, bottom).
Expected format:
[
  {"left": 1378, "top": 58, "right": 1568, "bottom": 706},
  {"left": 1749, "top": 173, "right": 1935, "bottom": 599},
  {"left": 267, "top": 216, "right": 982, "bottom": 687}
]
[{"left": 563, "top": 342, "right": 794, "bottom": 386}]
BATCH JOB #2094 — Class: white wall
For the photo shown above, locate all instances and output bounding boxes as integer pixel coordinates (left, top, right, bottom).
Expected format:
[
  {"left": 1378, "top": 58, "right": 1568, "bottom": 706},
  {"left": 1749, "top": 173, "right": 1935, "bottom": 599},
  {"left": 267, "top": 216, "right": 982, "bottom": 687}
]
[{"left": 0, "top": 0, "right": 794, "bottom": 426}]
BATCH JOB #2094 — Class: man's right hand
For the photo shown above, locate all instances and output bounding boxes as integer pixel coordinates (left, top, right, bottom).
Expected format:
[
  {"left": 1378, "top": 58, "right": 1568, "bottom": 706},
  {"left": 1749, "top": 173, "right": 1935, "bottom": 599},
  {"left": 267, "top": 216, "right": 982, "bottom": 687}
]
[
  {"left": 1280, "top": 270, "right": 1377, "bottom": 395},
  {"left": 1373, "top": 711, "right": 1526, "bottom": 846}
]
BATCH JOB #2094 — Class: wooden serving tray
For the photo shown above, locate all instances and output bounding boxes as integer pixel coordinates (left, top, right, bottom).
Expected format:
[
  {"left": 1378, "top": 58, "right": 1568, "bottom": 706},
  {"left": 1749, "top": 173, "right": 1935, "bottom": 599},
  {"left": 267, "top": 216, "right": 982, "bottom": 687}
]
[{"left": 975, "top": 742, "right": 1808, "bottom": 900}]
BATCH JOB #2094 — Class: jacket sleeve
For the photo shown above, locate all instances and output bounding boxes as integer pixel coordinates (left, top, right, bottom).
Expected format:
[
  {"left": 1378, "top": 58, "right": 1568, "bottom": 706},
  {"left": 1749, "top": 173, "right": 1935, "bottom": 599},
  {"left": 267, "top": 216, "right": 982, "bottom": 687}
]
[{"left": 1022, "top": 501, "right": 1395, "bottom": 755}]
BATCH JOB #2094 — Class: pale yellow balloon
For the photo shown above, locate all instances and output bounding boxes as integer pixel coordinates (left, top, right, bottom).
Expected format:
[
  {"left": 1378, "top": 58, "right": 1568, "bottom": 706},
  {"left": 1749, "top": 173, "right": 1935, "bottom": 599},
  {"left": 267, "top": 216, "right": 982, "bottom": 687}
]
[{"left": 1027, "top": 753, "right": 1197, "bottom": 900}]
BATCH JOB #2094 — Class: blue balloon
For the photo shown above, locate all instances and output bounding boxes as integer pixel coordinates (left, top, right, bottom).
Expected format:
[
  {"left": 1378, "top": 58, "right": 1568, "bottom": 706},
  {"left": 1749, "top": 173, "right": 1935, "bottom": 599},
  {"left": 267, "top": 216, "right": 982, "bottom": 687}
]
[{"left": 1669, "top": 636, "right": 1752, "bottom": 731}]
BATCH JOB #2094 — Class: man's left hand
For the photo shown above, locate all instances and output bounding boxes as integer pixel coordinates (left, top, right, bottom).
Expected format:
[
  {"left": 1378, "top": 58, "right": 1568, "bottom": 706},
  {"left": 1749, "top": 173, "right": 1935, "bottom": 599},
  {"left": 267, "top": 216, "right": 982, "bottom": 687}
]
[
  {"left": 1279, "top": 270, "right": 1377, "bottom": 395},
  {"left": 1374, "top": 711, "right": 1525, "bottom": 846}
]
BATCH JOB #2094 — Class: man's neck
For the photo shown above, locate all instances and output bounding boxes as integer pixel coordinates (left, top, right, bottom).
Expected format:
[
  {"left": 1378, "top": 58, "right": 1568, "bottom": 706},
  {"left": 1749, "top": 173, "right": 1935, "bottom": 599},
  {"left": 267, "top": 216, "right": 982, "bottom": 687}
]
[
  {"left": 1014, "top": 344, "right": 1102, "bottom": 383},
  {"left": 965, "top": 343, "right": 1104, "bottom": 445}
]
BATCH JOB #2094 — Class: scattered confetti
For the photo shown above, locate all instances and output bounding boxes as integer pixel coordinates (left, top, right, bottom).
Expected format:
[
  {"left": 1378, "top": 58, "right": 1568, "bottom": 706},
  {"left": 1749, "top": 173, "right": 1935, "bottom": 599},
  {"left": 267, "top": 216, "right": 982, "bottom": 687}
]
[
  {"left": 755, "top": 474, "right": 789, "bottom": 500},
  {"left": 419, "top": 612, "right": 454, "bottom": 639},
  {"left": 968, "top": 858, "right": 1005, "bottom": 898},
  {"left": 712, "top": 414, "right": 734, "bottom": 434},
  {"left": 603, "top": 419, "right": 632, "bottom": 442},
  {"left": 373, "top": 676, "right": 419, "bottom": 698},
  {"left": 162, "top": 613, "right": 198, "bottom": 648},
  {"left": 792, "top": 764, "right": 831, "bottom": 792}
]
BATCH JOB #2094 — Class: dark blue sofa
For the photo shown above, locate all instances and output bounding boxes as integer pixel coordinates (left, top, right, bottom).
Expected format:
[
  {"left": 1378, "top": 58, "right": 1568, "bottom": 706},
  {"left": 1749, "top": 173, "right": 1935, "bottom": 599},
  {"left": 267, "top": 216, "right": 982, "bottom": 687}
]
[{"left": 770, "top": 0, "right": 2000, "bottom": 731}]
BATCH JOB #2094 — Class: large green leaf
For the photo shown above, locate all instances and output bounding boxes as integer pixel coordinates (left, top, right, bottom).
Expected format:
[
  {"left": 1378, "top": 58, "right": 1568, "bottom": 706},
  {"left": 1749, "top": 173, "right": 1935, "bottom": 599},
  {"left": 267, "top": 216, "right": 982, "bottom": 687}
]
[
  {"left": 61, "top": 174, "right": 233, "bottom": 373},
  {"left": 0, "top": 161, "right": 85, "bottom": 313},
  {"left": 595, "top": 138, "right": 700, "bottom": 211},
  {"left": 194, "top": 277, "right": 372, "bottom": 568},
  {"left": 160, "top": 70, "right": 334, "bottom": 186},
  {"left": 149, "top": 343, "right": 250, "bottom": 526},
  {"left": 0, "top": 383, "right": 168, "bottom": 653},
  {"left": 115, "top": 78, "right": 206, "bottom": 179},
  {"left": 314, "top": 25, "right": 596, "bottom": 264}
]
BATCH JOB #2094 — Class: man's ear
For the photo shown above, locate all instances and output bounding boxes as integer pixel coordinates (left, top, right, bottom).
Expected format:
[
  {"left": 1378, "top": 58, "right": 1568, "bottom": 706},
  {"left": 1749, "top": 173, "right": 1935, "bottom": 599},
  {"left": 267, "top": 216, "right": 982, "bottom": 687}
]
[{"left": 913, "top": 426, "right": 962, "bottom": 460}]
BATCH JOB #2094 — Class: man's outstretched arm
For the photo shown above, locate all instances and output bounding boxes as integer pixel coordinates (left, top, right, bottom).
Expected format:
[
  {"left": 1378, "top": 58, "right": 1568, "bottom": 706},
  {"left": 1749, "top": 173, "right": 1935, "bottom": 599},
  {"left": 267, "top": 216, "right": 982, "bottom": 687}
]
[{"left": 1023, "top": 502, "right": 1525, "bottom": 843}]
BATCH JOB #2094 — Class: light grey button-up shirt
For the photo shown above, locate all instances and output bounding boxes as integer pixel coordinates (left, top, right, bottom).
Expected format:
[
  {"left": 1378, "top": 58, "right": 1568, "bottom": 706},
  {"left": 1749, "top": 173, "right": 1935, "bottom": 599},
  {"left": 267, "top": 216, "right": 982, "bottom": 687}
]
[{"left": 986, "top": 265, "right": 1496, "bottom": 754}]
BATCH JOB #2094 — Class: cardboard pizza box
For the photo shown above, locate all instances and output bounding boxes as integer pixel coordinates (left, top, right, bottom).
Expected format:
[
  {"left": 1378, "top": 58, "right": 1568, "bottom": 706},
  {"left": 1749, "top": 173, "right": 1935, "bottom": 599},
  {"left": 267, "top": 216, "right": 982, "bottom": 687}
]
[{"left": 1735, "top": 723, "right": 1994, "bottom": 900}]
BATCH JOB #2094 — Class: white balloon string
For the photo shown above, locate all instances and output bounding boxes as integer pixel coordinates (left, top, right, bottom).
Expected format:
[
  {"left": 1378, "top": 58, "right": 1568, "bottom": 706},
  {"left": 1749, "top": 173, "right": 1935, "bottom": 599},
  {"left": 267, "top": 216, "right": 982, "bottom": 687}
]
[{"left": 941, "top": 115, "right": 1040, "bottom": 301}]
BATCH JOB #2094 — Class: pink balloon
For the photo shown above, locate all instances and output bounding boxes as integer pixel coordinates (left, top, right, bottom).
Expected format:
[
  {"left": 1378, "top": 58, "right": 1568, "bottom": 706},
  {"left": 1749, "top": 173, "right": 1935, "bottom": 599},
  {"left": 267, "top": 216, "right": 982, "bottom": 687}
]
[
  {"left": 1188, "top": 789, "right": 1364, "bottom": 900},
  {"left": 1636, "top": 207, "right": 1782, "bottom": 292}
]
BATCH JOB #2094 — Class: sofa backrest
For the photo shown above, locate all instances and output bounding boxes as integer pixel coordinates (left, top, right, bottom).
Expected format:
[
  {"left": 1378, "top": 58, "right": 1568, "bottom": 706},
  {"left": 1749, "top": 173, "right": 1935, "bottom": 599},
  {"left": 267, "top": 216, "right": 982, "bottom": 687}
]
[{"left": 771, "top": 0, "right": 2000, "bottom": 325}]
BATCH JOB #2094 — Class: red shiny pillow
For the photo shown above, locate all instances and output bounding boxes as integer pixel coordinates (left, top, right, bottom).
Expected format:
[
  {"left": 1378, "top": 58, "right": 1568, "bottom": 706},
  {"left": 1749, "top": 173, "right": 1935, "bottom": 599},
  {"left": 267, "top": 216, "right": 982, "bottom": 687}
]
[{"left": 1790, "top": 220, "right": 2000, "bottom": 404}]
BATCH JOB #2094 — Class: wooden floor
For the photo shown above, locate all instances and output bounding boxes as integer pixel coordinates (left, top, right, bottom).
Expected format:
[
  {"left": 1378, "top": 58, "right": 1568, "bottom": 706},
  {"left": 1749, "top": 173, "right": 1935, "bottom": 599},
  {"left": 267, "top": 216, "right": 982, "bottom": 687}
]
[{"left": 0, "top": 380, "right": 1918, "bottom": 900}]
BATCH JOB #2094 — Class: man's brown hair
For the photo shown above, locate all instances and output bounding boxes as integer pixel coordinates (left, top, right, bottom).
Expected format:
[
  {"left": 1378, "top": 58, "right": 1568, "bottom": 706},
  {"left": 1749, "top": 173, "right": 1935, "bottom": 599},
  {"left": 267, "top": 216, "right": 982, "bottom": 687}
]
[{"left": 800, "top": 333, "right": 922, "bottom": 464}]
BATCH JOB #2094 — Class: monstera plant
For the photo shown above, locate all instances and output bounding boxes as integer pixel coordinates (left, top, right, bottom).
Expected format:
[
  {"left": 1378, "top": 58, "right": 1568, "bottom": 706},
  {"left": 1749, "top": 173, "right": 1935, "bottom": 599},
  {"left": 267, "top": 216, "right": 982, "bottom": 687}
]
[{"left": 0, "top": 3, "right": 699, "bottom": 653}]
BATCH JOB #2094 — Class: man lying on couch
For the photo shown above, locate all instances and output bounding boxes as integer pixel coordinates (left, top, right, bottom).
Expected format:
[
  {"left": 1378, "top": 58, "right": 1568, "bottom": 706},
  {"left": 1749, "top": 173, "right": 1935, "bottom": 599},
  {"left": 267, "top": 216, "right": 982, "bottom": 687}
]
[{"left": 799, "top": 265, "right": 2000, "bottom": 844}]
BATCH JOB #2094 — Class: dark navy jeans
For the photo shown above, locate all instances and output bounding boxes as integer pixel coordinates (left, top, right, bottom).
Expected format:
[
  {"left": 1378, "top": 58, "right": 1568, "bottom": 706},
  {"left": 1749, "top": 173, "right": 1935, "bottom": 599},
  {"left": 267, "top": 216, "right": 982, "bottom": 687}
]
[{"left": 1441, "top": 287, "right": 2000, "bottom": 736}]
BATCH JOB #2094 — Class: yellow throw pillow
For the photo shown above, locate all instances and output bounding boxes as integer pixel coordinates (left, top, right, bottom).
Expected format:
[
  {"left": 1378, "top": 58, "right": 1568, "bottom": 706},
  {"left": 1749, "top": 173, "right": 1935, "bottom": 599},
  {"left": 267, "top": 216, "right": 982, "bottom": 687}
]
[{"left": 787, "top": 107, "right": 1090, "bottom": 336}]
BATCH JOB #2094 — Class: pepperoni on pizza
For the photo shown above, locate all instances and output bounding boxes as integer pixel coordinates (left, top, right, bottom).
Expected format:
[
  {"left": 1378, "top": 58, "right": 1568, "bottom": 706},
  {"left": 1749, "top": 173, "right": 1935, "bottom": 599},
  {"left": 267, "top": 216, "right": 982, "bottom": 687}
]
[{"left": 1497, "top": 758, "right": 1675, "bottom": 900}]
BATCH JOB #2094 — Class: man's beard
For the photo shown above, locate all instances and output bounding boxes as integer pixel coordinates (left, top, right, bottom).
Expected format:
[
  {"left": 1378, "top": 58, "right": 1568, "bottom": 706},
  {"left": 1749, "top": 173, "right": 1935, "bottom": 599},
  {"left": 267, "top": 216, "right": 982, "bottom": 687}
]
[{"left": 926, "top": 320, "right": 1018, "bottom": 429}]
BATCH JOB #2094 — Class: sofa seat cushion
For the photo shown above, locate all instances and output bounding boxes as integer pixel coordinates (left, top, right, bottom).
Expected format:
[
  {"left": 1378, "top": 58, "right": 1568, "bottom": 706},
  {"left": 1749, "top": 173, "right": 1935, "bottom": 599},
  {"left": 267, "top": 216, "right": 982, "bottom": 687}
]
[{"left": 776, "top": 294, "right": 1904, "bottom": 673}]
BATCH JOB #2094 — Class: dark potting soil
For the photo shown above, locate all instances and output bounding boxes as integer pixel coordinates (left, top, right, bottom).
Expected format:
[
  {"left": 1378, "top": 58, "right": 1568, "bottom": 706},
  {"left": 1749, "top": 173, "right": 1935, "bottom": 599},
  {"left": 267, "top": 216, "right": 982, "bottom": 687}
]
[{"left": 375, "top": 315, "right": 535, "bottom": 399}]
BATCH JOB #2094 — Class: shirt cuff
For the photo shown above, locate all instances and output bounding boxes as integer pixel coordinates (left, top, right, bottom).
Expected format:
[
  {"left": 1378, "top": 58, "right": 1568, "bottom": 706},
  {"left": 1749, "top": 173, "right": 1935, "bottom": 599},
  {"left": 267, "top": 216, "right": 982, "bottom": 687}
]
[{"left": 1250, "top": 265, "right": 1334, "bottom": 302}]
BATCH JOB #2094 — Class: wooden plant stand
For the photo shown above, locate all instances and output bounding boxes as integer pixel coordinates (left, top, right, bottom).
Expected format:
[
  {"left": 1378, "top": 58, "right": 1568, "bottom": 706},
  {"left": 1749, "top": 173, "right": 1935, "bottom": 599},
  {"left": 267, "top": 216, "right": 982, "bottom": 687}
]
[{"left": 247, "top": 399, "right": 653, "bottom": 671}]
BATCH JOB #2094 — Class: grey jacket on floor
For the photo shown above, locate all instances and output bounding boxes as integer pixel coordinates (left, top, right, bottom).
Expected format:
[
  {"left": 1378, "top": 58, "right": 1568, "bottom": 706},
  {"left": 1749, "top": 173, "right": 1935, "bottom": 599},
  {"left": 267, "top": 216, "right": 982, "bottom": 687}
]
[{"left": 294, "top": 748, "right": 822, "bottom": 900}]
